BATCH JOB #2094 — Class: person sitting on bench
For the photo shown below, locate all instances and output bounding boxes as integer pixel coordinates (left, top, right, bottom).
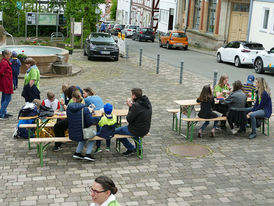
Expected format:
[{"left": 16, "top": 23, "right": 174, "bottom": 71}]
[{"left": 115, "top": 88, "right": 152, "bottom": 155}]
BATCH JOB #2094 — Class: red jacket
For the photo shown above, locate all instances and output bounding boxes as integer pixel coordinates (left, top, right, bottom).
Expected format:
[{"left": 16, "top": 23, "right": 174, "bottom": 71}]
[{"left": 0, "top": 58, "right": 13, "bottom": 94}]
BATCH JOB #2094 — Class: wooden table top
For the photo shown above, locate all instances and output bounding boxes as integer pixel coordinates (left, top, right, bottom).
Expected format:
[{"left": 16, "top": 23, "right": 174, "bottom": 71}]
[
  {"left": 19, "top": 109, "right": 129, "bottom": 120},
  {"left": 174, "top": 98, "right": 254, "bottom": 106}
]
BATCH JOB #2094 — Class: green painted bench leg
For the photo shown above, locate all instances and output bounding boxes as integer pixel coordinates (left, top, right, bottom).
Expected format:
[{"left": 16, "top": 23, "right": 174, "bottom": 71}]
[
  {"left": 116, "top": 139, "right": 121, "bottom": 152},
  {"left": 262, "top": 119, "right": 265, "bottom": 134},
  {"left": 178, "top": 107, "right": 182, "bottom": 134},
  {"left": 186, "top": 122, "right": 190, "bottom": 140},
  {"left": 175, "top": 115, "right": 178, "bottom": 132},
  {"left": 189, "top": 121, "right": 195, "bottom": 142},
  {"left": 134, "top": 137, "right": 143, "bottom": 159},
  {"left": 172, "top": 114, "right": 175, "bottom": 131}
]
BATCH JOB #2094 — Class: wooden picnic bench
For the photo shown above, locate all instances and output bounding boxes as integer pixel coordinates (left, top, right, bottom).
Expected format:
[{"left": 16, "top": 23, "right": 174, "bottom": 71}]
[{"left": 30, "top": 134, "right": 145, "bottom": 167}]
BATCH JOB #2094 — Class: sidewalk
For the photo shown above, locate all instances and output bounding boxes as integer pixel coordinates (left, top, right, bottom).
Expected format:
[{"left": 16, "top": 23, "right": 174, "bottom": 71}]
[{"left": 0, "top": 50, "right": 273, "bottom": 206}]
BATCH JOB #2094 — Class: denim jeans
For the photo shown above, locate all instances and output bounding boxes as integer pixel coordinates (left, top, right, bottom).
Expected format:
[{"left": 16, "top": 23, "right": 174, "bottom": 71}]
[
  {"left": 13, "top": 75, "right": 18, "bottom": 88},
  {"left": 76, "top": 140, "right": 94, "bottom": 154},
  {"left": 115, "top": 125, "right": 138, "bottom": 151},
  {"left": 0, "top": 93, "right": 12, "bottom": 117},
  {"left": 249, "top": 110, "right": 265, "bottom": 134},
  {"left": 96, "top": 139, "right": 111, "bottom": 148},
  {"left": 200, "top": 120, "right": 218, "bottom": 131}
]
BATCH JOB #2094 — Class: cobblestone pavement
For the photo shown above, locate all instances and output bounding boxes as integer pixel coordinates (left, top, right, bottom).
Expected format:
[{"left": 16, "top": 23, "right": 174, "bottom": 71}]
[{"left": 1, "top": 50, "right": 274, "bottom": 206}]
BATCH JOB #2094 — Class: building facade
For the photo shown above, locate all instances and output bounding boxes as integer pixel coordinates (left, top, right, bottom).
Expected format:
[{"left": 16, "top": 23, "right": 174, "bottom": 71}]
[
  {"left": 158, "top": 0, "right": 178, "bottom": 33},
  {"left": 116, "top": 0, "right": 131, "bottom": 24},
  {"left": 177, "top": 0, "right": 251, "bottom": 49},
  {"left": 248, "top": 0, "right": 274, "bottom": 51}
]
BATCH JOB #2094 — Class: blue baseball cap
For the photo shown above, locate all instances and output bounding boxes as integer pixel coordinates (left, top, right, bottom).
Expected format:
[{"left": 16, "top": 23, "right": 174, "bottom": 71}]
[
  {"left": 247, "top": 75, "right": 255, "bottom": 84},
  {"left": 104, "top": 103, "right": 113, "bottom": 115},
  {"left": 12, "top": 51, "right": 17, "bottom": 57}
]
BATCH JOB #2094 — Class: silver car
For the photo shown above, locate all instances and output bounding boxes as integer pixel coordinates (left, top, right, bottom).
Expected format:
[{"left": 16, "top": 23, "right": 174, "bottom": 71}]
[{"left": 122, "top": 25, "right": 139, "bottom": 38}]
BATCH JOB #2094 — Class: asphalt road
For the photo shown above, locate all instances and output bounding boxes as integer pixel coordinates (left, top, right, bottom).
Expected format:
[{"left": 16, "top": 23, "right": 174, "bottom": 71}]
[{"left": 125, "top": 38, "right": 274, "bottom": 90}]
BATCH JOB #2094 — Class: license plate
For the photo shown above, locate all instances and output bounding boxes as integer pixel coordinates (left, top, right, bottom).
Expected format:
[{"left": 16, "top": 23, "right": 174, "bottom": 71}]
[
  {"left": 176, "top": 43, "right": 183, "bottom": 45},
  {"left": 146, "top": 35, "right": 151, "bottom": 38},
  {"left": 101, "top": 51, "right": 110, "bottom": 54}
]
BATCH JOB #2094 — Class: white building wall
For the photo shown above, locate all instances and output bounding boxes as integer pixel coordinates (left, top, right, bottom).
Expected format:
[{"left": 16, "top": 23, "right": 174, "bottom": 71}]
[
  {"left": 158, "top": 0, "right": 177, "bottom": 33},
  {"left": 249, "top": 0, "right": 274, "bottom": 50},
  {"left": 117, "top": 0, "right": 131, "bottom": 24}
]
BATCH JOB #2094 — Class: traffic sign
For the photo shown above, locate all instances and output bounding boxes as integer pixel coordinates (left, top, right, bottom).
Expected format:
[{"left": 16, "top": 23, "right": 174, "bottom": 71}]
[{"left": 16, "top": 2, "right": 22, "bottom": 10}]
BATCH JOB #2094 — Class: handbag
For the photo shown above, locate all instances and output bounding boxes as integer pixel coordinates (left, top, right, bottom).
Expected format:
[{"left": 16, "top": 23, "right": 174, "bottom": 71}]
[{"left": 82, "top": 108, "right": 96, "bottom": 140}]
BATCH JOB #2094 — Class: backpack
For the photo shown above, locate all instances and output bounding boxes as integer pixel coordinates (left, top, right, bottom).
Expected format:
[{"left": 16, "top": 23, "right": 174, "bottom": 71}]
[
  {"left": 38, "top": 105, "right": 54, "bottom": 119},
  {"left": 18, "top": 103, "right": 38, "bottom": 118}
]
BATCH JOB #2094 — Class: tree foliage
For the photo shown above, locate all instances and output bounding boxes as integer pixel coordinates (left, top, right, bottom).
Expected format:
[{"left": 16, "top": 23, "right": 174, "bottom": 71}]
[{"left": 110, "top": 0, "right": 117, "bottom": 20}]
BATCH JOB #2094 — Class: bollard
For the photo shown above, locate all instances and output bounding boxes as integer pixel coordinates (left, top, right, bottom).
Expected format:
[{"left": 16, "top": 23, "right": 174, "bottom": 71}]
[
  {"left": 213, "top": 70, "right": 218, "bottom": 88},
  {"left": 126, "top": 44, "right": 129, "bottom": 59},
  {"left": 156, "top": 53, "right": 160, "bottom": 74},
  {"left": 179, "top": 60, "right": 184, "bottom": 84},
  {"left": 139, "top": 48, "right": 142, "bottom": 66}
]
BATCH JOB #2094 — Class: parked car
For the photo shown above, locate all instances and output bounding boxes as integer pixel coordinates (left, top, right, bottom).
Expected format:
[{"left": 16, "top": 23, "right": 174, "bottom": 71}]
[
  {"left": 132, "top": 27, "right": 155, "bottom": 42},
  {"left": 111, "top": 24, "right": 125, "bottom": 35},
  {"left": 122, "top": 25, "right": 139, "bottom": 38},
  {"left": 253, "top": 47, "right": 274, "bottom": 73},
  {"left": 216, "top": 41, "right": 265, "bottom": 67},
  {"left": 83, "top": 32, "right": 119, "bottom": 61},
  {"left": 106, "top": 24, "right": 114, "bottom": 34},
  {"left": 159, "top": 30, "right": 188, "bottom": 50}
]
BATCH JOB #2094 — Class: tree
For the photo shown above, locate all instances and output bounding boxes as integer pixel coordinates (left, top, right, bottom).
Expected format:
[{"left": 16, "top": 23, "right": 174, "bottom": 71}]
[{"left": 110, "top": 0, "right": 117, "bottom": 20}]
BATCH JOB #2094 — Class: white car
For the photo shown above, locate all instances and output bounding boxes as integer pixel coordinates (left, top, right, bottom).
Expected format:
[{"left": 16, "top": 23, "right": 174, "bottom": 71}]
[
  {"left": 254, "top": 47, "right": 274, "bottom": 73},
  {"left": 216, "top": 41, "right": 265, "bottom": 67},
  {"left": 122, "top": 25, "right": 139, "bottom": 38}
]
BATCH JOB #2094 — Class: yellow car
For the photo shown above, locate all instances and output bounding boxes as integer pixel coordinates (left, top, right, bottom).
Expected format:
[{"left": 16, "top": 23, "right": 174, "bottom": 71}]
[{"left": 159, "top": 30, "right": 188, "bottom": 50}]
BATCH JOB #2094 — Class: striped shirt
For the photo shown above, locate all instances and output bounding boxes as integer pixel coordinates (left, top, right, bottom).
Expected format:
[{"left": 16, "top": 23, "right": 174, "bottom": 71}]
[{"left": 242, "top": 84, "right": 256, "bottom": 95}]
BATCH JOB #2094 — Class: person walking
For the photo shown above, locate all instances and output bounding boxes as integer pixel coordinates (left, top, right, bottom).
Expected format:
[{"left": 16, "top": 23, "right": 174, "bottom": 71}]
[
  {"left": 10, "top": 51, "right": 21, "bottom": 90},
  {"left": 100, "top": 22, "right": 106, "bottom": 32},
  {"left": 0, "top": 50, "right": 13, "bottom": 120},
  {"left": 115, "top": 88, "right": 152, "bottom": 155}
]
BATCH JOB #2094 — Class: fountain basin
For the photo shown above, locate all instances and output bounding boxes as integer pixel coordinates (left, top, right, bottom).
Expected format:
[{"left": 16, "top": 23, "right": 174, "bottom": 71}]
[{"left": 0, "top": 45, "right": 69, "bottom": 74}]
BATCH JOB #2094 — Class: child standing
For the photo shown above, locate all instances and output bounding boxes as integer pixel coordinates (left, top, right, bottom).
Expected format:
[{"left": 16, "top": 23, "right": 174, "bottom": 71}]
[
  {"left": 95, "top": 103, "right": 117, "bottom": 153},
  {"left": 42, "top": 91, "right": 61, "bottom": 112},
  {"left": 10, "top": 51, "right": 21, "bottom": 90},
  {"left": 197, "top": 85, "right": 219, "bottom": 137}
]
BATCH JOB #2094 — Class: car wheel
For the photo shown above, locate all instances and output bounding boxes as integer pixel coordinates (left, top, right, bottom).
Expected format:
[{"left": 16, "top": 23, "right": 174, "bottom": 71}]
[
  {"left": 83, "top": 47, "right": 87, "bottom": 56},
  {"left": 234, "top": 56, "right": 241, "bottom": 67},
  {"left": 217, "top": 53, "right": 222, "bottom": 63},
  {"left": 151, "top": 39, "right": 154, "bottom": 42},
  {"left": 254, "top": 58, "right": 264, "bottom": 74},
  {"left": 159, "top": 40, "right": 163, "bottom": 47},
  {"left": 184, "top": 45, "right": 188, "bottom": 50},
  {"left": 114, "top": 56, "right": 119, "bottom": 61},
  {"left": 88, "top": 55, "right": 93, "bottom": 61},
  {"left": 138, "top": 36, "right": 141, "bottom": 42},
  {"left": 167, "top": 42, "right": 171, "bottom": 49}
]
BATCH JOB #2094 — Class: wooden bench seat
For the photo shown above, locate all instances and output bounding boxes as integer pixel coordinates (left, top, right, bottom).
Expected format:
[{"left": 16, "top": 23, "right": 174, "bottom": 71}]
[{"left": 30, "top": 134, "right": 145, "bottom": 167}]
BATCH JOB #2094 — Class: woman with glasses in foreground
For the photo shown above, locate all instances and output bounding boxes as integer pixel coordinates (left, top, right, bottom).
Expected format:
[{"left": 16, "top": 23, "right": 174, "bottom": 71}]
[{"left": 89, "top": 176, "right": 120, "bottom": 206}]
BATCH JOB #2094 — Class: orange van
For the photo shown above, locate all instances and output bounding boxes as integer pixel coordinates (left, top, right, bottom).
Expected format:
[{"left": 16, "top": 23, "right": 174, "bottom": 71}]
[{"left": 159, "top": 30, "right": 188, "bottom": 50}]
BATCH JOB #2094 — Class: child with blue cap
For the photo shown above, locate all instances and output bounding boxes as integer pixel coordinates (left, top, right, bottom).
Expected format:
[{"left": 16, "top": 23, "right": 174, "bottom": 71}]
[
  {"left": 95, "top": 103, "right": 117, "bottom": 153},
  {"left": 242, "top": 75, "right": 256, "bottom": 98},
  {"left": 10, "top": 51, "right": 21, "bottom": 90}
]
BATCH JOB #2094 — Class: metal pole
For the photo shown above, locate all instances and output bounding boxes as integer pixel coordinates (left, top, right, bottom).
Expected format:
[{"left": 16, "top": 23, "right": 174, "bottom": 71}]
[
  {"left": 213, "top": 70, "right": 218, "bottom": 88},
  {"left": 139, "top": 48, "right": 142, "bottom": 66},
  {"left": 179, "top": 60, "right": 184, "bottom": 84},
  {"left": 36, "top": 12, "right": 38, "bottom": 39},
  {"left": 156, "top": 53, "right": 160, "bottom": 74},
  {"left": 81, "top": 18, "right": 84, "bottom": 49},
  {"left": 18, "top": 12, "right": 20, "bottom": 34},
  {"left": 126, "top": 45, "right": 128, "bottom": 59}
]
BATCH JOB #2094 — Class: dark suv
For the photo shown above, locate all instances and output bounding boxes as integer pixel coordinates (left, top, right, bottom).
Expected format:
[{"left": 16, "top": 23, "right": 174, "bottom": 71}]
[{"left": 132, "top": 27, "right": 155, "bottom": 42}]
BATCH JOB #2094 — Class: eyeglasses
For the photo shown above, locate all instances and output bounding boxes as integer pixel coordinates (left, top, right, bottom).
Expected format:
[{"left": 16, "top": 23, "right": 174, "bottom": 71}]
[{"left": 87, "top": 186, "right": 106, "bottom": 194}]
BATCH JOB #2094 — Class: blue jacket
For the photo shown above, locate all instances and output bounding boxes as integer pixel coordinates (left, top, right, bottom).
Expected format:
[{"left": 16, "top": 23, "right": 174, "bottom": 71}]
[
  {"left": 252, "top": 91, "right": 272, "bottom": 118},
  {"left": 67, "top": 102, "right": 95, "bottom": 142},
  {"left": 96, "top": 114, "right": 117, "bottom": 140},
  {"left": 10, "top": 58, "right": 21, "bottom": 76},
  {"left": 84, "top": 95, "right": 104, "bottom": 110}
]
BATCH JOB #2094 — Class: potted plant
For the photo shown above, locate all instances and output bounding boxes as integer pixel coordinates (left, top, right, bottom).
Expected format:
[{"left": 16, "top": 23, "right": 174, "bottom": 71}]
[{"left": 65, "top": 47, "right": 73, "bottom": 55}]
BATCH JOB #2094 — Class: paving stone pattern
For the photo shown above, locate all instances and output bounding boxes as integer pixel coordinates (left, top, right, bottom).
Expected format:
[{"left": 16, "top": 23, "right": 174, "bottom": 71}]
[{"left": 0, "top": 51, "right": 274, "bottom": 206}]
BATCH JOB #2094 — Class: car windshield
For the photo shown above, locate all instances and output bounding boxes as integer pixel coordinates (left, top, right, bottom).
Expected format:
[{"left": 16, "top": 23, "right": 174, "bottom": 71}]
[
  {"left": 114, "top": 25, "right": 122, "bottom": 28},
  {"left": 244, "top": 43, "right": 264, "bottom": 50},
  {"left": 172, "top": 32, "right": 186, "bottom": 37},
  {"left": 90, "top": 34, "right": 115, "bottom": 43},
  {"left": 129, "top": 25, "right": 137, "bottom": 29},
  {"left": 142, "top": 28, "right": 153, "bottom": 32}
]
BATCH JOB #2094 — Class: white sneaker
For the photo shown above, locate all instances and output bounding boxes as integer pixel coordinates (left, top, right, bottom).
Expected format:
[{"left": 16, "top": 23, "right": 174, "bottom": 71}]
[{"left": 231, "top": 129, "right": 237, "bottom": 135}]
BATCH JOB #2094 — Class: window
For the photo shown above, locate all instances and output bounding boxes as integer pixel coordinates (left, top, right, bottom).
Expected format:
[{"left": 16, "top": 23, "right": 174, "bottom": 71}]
[
  {"left": 232, "top": 42, "right": 240, "bottom": 48},
  {"left": 262, "top": 8, "right": 270, "bottom": 30},
  {"left": 271, "top": 9, "right": 274, "bottom": 33},
  {"left": 172, "top": 32, "right": 186, "bottom": 37},
  {"left": 207, "top": 0, "right": 217, "bottom": 33},
  {"left": 193, "top": 0, "right": 202, "bottom": 30},
  {"left": 232, "top": 3, "right": 249, "bottom": 12}
]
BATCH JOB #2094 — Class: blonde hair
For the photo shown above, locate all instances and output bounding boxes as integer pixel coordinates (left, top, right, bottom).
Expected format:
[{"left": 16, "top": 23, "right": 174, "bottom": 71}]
[
  {"left": 256, "top": 77, "right": 271, "bottom": 97},
  {"left": 72, "top": 90, "right": 83, "bottom": 103},
  {"left": 218, "top": 74, "right": 228, "bottom": 87}
]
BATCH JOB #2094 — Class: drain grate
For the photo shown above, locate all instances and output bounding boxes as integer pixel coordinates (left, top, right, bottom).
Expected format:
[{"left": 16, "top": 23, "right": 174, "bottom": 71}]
[{"left": 167, "top": 144, "right": 212, "bottom": 158}]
